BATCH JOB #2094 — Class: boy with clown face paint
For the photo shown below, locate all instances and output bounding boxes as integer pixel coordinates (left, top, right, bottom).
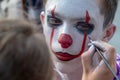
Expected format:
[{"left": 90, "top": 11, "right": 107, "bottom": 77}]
[{"left": 40, "top": 0, "right": 120, "bottom": 80}]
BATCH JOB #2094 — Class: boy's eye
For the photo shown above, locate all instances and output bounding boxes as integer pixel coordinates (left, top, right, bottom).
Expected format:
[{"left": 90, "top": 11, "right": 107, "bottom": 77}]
[
  {"left": 47, "top": 16, "right": 62, "bottom": 27},
  {"left": 75, "top": 22, "right": 94, "bottom": 34}
]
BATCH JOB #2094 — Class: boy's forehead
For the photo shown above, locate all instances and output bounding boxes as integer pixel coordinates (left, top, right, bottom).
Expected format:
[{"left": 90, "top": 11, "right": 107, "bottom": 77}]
[
  {"left": 46, "top": 0, "right": 101, "bottom": 19},
  {"left": 46, "top": 0, "right": 100, "bottom": 10}
]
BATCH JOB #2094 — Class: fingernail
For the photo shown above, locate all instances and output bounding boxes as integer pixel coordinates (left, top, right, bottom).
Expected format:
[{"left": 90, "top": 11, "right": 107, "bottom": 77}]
[
  {"left": 88, "top": 43, "right": 92, "bottom": 46},
  {"left": 89, "top": 45, "right": 95, "bottom": 53}
]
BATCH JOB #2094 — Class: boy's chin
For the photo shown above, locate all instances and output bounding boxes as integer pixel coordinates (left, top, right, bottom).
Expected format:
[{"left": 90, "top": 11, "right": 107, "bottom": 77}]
[{"left": 55, "top": 57, "right": 82, "bottom": 74}]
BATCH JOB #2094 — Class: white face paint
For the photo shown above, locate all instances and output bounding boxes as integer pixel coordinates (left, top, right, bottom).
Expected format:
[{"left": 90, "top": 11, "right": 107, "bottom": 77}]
[{"left": 41, "top": 0, "right": 105, "bottom": 73}]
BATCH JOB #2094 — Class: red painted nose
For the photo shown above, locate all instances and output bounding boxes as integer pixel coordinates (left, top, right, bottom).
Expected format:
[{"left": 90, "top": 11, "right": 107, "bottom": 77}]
[{"left": 58, "top": 34, "right": 73, "bottom": 48}]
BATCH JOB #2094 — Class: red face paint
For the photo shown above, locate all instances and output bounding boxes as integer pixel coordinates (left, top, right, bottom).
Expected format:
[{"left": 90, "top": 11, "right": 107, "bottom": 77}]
[
  {"left": 86, "top": 10, "right": 90, "bottom": 24},
  {"left": 74, "top": 10, "right": 89, "bottom": 56},
  {"left": 54, "top": 32, "right": 87, "bottom": 61},
  {"left": 77, "top": 31, "right": 87, "bottom": 56},
  {"left": 75, "top": 10, "right": 90, "bottom": 56},
  {"left": 51, "top": 10, "right": 88, "bottom": 61},
  {"left": 50, "top": 6, "right": 56, "bottom": 47},
  {"left": 58, "top": 34, "right": 73, "bottom": 48},
  {"left": 76, "top": 10, "right": 90, "bottom": 55},
  {"left": 51, "top": 6, "right": 56, "bottom": 17}
]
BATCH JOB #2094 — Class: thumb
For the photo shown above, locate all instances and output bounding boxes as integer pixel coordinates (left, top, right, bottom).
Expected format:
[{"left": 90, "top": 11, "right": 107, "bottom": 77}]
[{"left": 81, "top": 45, "right": 95, "bottom": 72}]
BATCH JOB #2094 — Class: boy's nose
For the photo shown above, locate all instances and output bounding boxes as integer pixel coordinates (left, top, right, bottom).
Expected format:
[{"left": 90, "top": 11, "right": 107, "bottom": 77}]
[{"left": 58, "top": 34, "right": 73, "bottom": 48}]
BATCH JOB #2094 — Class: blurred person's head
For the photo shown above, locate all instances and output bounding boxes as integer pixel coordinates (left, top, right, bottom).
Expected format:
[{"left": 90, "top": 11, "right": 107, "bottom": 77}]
[{"left": 0, "top": 19, "right": 53, "bottom": 80}]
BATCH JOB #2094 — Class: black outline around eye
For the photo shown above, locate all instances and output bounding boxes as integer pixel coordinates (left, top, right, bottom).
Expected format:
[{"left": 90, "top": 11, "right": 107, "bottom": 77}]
[
  {"left": 75, "top": 22, "right": 94, "bottom": 34},
  {"left": 47, "top": 15, "right": 62, "bottom": 27}
]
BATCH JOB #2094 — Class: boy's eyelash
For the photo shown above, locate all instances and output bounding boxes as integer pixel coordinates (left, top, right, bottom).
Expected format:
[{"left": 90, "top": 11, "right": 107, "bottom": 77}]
[
  {"left": 47, "top": 15, "right": 94, "bottom": 34},
  {"left": 47, "top": 15, "right": 62, "bottom": 27},
  {"left": 75, "top": 22, "right": 94, "bottom": 34},
  {"left": 76, "top": 22, "right": 94, "bottom": 28}
]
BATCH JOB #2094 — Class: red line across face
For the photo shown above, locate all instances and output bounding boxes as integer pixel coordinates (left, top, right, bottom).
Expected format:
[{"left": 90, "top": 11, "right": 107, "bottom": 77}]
[
  {"left": 77, "top": 31, "right": 87, "bottom": 56},
  {"left": 51, "top": 6, "right": 56, "bottom": 17},
  {"left": 50, "top": 6, "right": 56, "bottom": 47},
  {"left": 86, "top": 10, "right": 90, "bottom": 24},
  {"left": 75, "top": 10, "right": 90, "bottom": 57}
]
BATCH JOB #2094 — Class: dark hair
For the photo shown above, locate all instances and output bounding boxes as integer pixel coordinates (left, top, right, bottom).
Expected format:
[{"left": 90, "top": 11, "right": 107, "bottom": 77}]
[
  {"left": 0, "top": 20, "right": 53, "bottom": 80},
  {"left": 43, "top": 0, "right": 118, "bottom": 28}
]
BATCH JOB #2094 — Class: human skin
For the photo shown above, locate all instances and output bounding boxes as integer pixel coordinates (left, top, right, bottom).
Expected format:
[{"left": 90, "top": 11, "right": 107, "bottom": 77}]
[
  {"left": 40, "top": 0, "right": 116, "bottom": 80},
  {"left": 81, "top": 41, "right": 116, "bottom": 80}
]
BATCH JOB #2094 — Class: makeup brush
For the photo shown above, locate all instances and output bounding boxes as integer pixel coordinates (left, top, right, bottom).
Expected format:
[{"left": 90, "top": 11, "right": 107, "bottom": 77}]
[{"left": 88, "top": 36, "right": 119, "bottom": 80}]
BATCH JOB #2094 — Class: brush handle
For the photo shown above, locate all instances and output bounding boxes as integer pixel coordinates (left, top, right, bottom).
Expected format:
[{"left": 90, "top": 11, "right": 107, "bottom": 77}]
[
  {"left": 89, "top": 39, "right": 119, "bottom": 80},
  {"left": 95, "top": 47, "right": 119, "bottom": 80}
]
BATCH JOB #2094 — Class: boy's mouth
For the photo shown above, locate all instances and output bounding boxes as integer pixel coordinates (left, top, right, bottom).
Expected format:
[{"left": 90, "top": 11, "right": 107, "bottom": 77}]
[{"left": 55, "top": 52, "right": 79, "bottom": 61}]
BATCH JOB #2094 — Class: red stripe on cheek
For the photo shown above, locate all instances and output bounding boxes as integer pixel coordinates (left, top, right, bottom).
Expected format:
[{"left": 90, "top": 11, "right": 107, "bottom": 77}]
[
  {"left": 78, "top": 31, "right": 87, "bottom": 56},
  {"left": 81, "top": 31, "right": 87, "bottom": 53},
  {"left": 51, "top": 6, "right": 56, "bottom": 17},
  {"left": 50, "top": 6, "right": 56, "bottom": 47},
  {"left": 86, "top": 10, "right": 90, "bottom": 24}
]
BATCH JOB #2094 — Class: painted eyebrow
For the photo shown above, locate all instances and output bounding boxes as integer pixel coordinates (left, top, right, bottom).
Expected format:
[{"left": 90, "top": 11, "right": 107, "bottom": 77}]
[{"left": 47, "top": 10, "right": 95, "bottom": 22}]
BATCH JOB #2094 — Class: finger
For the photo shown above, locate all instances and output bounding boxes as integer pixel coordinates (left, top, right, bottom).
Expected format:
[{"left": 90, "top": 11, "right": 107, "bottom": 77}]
[
  {"left": 104, "top": 45, "right": 116, "bottom": 67},
  {"left": 93, "top": 41, "right": 116, "bottom": 64},
  {"left": 91, "top": 41, "right": 106, "bottom": 52},
  {"left": 95, "top": 57, "right": 116, "bottom": 79},
  {"left": 88, "top": 41, "right": 105, "bottom": 61},
  {"left": 81, "top": 45, "right": 95, "bottom": 72},
  {"left": 93, "top": 41, "right": 116, "bottom": 74}
]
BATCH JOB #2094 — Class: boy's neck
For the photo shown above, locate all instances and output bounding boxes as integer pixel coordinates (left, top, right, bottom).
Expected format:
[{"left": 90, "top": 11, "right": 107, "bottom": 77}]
[
  {"left": 54, "top": 53, "right": 99, "bottom": 80},
  {"left": 53, "top": 62, "right": 83, "bottom": 80},
  {"left": 54, "top": 68, "right": 83, "bottom": 80},
  {"left": 66, "top": 68, "right": 83, "bottom": 80}
]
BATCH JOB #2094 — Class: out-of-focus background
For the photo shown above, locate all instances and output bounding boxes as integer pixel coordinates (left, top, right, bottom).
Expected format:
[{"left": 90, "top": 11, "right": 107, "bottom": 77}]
[
  {"left": 109, "top": 1, "right": 120, "bottom": 53},
  {"left": 0, "top": 0, "right": 120, "bottom": 53},
  {"left": 0, "top": 0, "right": 44, "bottom": 32}
]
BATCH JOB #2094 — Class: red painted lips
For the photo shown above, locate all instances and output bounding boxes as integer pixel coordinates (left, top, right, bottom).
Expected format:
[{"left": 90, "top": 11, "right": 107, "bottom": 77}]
[{"left": 55, "top": 52, "right": 78, "bottom": 61}]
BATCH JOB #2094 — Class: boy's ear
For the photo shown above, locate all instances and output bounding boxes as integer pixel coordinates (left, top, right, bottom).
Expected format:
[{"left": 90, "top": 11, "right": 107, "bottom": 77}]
[
  {"left": 102, "top": 24, "right": 116, "bottom": 42},
  {"left": 40, "top": 11, "right": 45, "bottom": 26}
]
